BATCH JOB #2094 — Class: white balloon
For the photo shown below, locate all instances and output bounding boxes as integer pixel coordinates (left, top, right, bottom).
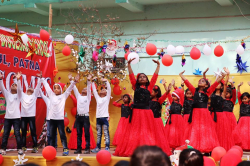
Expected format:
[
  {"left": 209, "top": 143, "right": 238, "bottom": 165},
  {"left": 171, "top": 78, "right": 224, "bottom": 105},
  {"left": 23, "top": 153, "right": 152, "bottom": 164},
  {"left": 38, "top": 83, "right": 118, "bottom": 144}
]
[
  {"left": 167, "top": 45, "right": 175, "bottom": 55},
  {"left": 203, "top": 44, "right": 212, "bottom": 56},
  {"left": 175, "top": 45, "right": 185, "bottom": 54},
  {"left": 128, "top": 52, "right": 139, "bottom": 64},
  {"left": 65, "top": 34, "right": 74, "bottom": 44},
  {"left": 236, "top": 44, "right": 244, "bottom": 55},
  {"left": 21, "top": 34, "right": 29, "bottom": 45}
]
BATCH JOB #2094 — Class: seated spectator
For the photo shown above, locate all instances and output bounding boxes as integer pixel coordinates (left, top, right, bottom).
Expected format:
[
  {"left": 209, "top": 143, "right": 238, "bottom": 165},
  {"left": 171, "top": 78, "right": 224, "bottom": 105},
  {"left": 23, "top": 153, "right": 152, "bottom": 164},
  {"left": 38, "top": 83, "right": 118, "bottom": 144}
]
[
  {"left": 179, "top": 149, "right": 203, "bottom": 166},
  {"left": 62, "top": 161, "right": 89, "bottom": 166},
  {"left": 130, "top": 145, "right": 171, "bottom": 166}
]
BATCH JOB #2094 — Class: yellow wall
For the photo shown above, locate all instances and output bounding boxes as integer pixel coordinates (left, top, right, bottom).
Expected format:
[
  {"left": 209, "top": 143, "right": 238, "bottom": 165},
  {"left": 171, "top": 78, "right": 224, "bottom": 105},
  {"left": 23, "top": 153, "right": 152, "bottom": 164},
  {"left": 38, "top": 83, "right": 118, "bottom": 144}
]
[{"left": 55, "top": 42, "right": 249, "bottom": 147}]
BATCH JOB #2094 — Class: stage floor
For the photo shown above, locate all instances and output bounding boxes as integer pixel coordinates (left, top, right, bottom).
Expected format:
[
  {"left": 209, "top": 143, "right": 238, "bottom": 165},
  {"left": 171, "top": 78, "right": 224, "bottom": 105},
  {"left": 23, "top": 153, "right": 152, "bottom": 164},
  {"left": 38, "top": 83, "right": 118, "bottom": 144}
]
[
  {"left": 2, "top": 148, "right": 130, "bottom": 166},
  {"left": 2, "top": 148, "right": 250, "bottom": 166}
]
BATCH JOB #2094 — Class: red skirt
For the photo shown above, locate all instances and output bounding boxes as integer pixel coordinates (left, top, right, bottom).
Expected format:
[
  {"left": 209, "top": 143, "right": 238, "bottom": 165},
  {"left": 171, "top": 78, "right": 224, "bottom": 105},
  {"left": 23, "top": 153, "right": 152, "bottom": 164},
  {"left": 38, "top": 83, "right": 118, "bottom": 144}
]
[
  {"left": 165, "top": 114, "right": 184, "bottom": 148},
  {"left": 112, "top": 117, "right": 128, "bottom": 146},
  {"left": 68, "top": 125, "right": 96, "bottom": 150},
  {"left": 233, "top": 117, "right": 250, "bottom": 150},
  {"left": 183, "top": 114, "right": 190, "bottom": 127},
  {"left": 113, "top": 108, "right": 169, "bottom": 157},
  {"left": 154, "top": 117, "right": 172, "bottom": 155},
  {"left": 184, "top": 108, "right": 219, "bottom": 153},
  {"left": 212, "top": 112, "right": 235, "bottom": 151},
  {"left": 223, "top": 112, "right": 240, "bottom": 145}
]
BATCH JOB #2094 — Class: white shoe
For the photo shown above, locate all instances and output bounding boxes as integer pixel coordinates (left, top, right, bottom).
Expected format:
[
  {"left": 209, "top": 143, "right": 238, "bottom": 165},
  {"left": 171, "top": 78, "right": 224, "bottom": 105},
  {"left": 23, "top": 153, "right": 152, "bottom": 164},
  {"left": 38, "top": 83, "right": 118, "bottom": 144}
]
[
  {"left": 1, "top": 150, "right": 6, "bottom": 155},
  {"left": 18, "top": 149, "right": 23, "bottom": 155}
]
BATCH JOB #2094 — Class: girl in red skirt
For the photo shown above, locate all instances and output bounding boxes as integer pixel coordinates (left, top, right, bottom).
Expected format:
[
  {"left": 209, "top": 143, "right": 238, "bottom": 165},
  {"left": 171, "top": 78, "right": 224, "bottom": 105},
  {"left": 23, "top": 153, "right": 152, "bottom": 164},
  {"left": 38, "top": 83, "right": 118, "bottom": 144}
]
[
  {"left": 68, "top": 120, "right": 96, "bottom": 150},
  {"left": 165, "top": 80, "right": 185, "bottom": 149},
  {"left": 233, "top": 82, "right": 250, "bottom": 150},
  {"left": 222, "top": 78, "right": 237, "bottom": 144},
  {"left": 183, "top": 88, "right": 193, "bottom": 126},
  {"left": 149, "top": 81, "right": 171, "bottom": 155},
  {"left": 179, "top": 69, "right": 225, "bottom": 153},
  {"left": 112, "top": 94, "right": 132, "bottom": 146},
  {"left": 210, "top": 68, "right": 234, "bottom": 151},
  {"left": 114, "top": 58, "right": 169, "bottom": 157}
]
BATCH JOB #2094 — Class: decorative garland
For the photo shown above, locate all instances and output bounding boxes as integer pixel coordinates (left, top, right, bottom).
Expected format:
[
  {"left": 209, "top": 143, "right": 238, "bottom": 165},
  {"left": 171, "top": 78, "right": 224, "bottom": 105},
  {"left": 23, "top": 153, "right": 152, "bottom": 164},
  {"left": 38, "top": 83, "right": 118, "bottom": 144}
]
[{"left": 1, "top": 17, "right": 250, "bottom": 44}]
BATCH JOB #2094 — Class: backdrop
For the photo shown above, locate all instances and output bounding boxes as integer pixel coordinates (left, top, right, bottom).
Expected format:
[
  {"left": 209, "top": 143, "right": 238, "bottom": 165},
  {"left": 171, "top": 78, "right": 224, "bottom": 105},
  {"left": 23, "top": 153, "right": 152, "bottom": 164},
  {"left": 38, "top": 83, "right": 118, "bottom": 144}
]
[{"left": 0, "top": 27, "right": 55, "bottom": 148}]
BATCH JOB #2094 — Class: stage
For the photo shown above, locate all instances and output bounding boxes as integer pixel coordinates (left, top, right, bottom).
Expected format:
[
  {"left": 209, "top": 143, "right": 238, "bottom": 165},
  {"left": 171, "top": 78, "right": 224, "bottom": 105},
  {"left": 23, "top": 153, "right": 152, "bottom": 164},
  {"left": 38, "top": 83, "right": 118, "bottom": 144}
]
[
  {"left": 2, "top": 148, "right": 130, "bottom": 166},
  {"left": 2, "top": 148, "right": 250, "bottom": 166}
]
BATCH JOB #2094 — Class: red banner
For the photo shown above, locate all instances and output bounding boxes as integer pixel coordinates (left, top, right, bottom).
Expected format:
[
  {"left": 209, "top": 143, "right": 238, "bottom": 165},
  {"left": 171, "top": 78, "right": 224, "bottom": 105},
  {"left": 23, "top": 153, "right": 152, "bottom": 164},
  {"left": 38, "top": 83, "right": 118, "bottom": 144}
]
[{"left": 0, "top": 27, "right": 55, "bottom": 147}]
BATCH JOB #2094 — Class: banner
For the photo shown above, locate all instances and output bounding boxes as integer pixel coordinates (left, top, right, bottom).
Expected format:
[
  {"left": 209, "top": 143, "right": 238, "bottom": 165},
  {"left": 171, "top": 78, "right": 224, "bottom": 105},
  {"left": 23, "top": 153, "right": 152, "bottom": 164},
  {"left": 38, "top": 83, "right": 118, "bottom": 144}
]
[{"left": 0, "top": 27, "right": 55, "bottom": 148}]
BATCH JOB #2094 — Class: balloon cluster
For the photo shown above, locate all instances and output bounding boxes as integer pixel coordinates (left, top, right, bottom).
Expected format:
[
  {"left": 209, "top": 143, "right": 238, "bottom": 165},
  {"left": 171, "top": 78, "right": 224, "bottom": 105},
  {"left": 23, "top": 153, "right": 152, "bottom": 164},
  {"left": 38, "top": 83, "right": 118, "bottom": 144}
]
[
  {"left": 111, "top": 78, "right": 122, "bottom": 95},
  {"left": 211, "top": 146, "right": 242, "bottom": 166}
]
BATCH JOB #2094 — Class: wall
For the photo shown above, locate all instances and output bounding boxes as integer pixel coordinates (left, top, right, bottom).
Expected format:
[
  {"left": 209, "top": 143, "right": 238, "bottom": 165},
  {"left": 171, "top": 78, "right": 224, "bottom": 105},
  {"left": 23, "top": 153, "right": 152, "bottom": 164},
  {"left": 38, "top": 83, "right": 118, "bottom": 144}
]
[{"left": 1, "top": 1, "right": 250, "bottom": 75}]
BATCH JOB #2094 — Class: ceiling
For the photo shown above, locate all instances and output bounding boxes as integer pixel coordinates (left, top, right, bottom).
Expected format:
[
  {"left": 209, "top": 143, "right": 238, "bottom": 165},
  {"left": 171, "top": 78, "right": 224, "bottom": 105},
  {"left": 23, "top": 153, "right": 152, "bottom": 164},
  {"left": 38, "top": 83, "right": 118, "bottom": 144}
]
[{"left": 0, "top": 0, "right": 233, "bottom": 14}]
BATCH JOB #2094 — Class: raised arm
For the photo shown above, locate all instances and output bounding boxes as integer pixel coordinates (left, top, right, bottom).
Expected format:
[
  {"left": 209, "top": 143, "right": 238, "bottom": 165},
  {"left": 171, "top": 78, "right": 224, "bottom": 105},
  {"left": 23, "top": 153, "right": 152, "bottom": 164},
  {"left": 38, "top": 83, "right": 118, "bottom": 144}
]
[
  {"left": 180, "top": 71, "right": 195, "bottom": 95},
  {"left": 127, "top": 58, "right": 135, "bottom": 75},
  {"left": 91, "top": 80, "right": 100, "bottom": 100},
  {"left": 34, "top": 73, "right": 42, "bottom": 97},
  {"left": 42, "top": 78, "right": 54, "bottom": 97},
  {"left": 158, "top": 92, "right": 168, "bottom": 105},
  {"left": 181, "top": 81, "right": 184, "bottom": 91},
  {"left": 104, "top": 79, "right": 111, "bottom": 99},
  {"left": 64, "top": 74, "right": 78, "bottom": 98},
  {"left": 128, "top": 58, "right": 137, "bottom": 89},
  {"left": 39, "top": 89, "right": 49, "bottom": 107},
  {"left": 0, "top": 72, "right": 7, "bottom": 96},
  {"left": 203, "top": 68, "right": 209, "bottom": 80},
  {"left": 238, "top": 82, "right": 243, "bottom": 105},
  {"left": 16, "top": 72, "right": 22, "bottom": 99},
  {"left": 221, "top": 69, "right": 229, "bottom": 99},
  {"left": 152, "top": 59, "right": 160, "bottom": 75},
  {"left": 113, "top": 96, "right": 123, "bottom": 107},
  {"left": 179, "top": 70, "right": 187, "bottom": 82},
  {"left": 166, "top": 83, "right": 173, "bottom": 104}
]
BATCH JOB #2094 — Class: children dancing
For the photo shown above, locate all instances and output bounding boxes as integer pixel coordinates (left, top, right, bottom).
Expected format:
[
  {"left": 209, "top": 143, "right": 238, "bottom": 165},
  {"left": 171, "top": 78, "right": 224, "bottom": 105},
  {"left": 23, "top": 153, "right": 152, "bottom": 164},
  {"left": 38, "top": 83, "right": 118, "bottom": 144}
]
[
  {"left": 69, "top": 74, "right": 93, "bottom": 154},
  {"left": 114, "top": 58, "right": 170, "bottom": 157},
  {"left": 210, "top": 68, "right": 234, "bottom": 150},
  {"left": 179, "top": 69, "right": 225, "bottom": 153},
  {"left": 233, "top": 82, "right": 250, "bottom": 150},
  {"left": 91, "top": 77, "right": 111, "bottom": 153},
  {"left": 20, "top": 72, "right": 42, "bottom": 153},
  {"left": 42, "top": 73, "right": 79, "bottom": 156},
  {"left": 165, "top": 80, "right": 185, "bottom": 149},
  {"left": 0, "top": 72, "right": 23, "bottom": 155},
  {"left": 149, "top": 81, "right": 171, "bottom": 155},
  {"left": 112, "top": 94, "right": 132, "bottom": 146}
]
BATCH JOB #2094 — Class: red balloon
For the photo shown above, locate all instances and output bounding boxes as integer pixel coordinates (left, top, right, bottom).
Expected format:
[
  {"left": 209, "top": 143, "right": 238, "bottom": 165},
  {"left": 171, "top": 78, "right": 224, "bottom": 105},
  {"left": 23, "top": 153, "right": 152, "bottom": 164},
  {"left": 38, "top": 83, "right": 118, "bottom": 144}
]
[
  {"left": 70, "top": 94, "right": 77, "bottom": 107},
  {"left": 111, "top": 78, "right": 119, "bottom": 85},
  {"left": 40, "top": 29, "right": 50, "bottom": 41},
  {"left": 64, "top": 117, "right": 69, "bottom": 126},
  {"left": 96, "top": 150, "right": 111, "bottom": 165},
  {"left": 231, "top": 145, "right": 243, "bottom": 157},
  {"left": 146, "top": 43, "right": 157, "bottom": 55},
  {"left": 62, "top": 45, "right": 71, "bottom": 56},
  {"left": 220, "top": 153, "right": 241, "bottom": 166},
  {"left": 0, "top": 154, "right": 3, "bottom": 164},
  {"left": 227, "top": 148, "right": 241, "bottom": 158},
  {"left": 162, "top": 54, "right": 173, "bottom": 66},
  {"left": 203, "top": 156, "right": 215, "bottom": 166},
  {"left": 71, "top": 107, "right": 77, "bottom": 116},
  {"left": 211, "top": 146, "right": 226, "bottom": 161},
  {"left": 42, "top": 146, "right": 56, "bottom": 160},
  {"left": 190, "top": 47, "right": 201, "bottom": 60},
  {"left": 113, "top": 85, "right": 122, "bottom": 95},
  {"left": 124, "top": 51, "right": 130, "bottom": 60},
  {"left": 214, "top": 45, "right": 224, "bottom": 57}
]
